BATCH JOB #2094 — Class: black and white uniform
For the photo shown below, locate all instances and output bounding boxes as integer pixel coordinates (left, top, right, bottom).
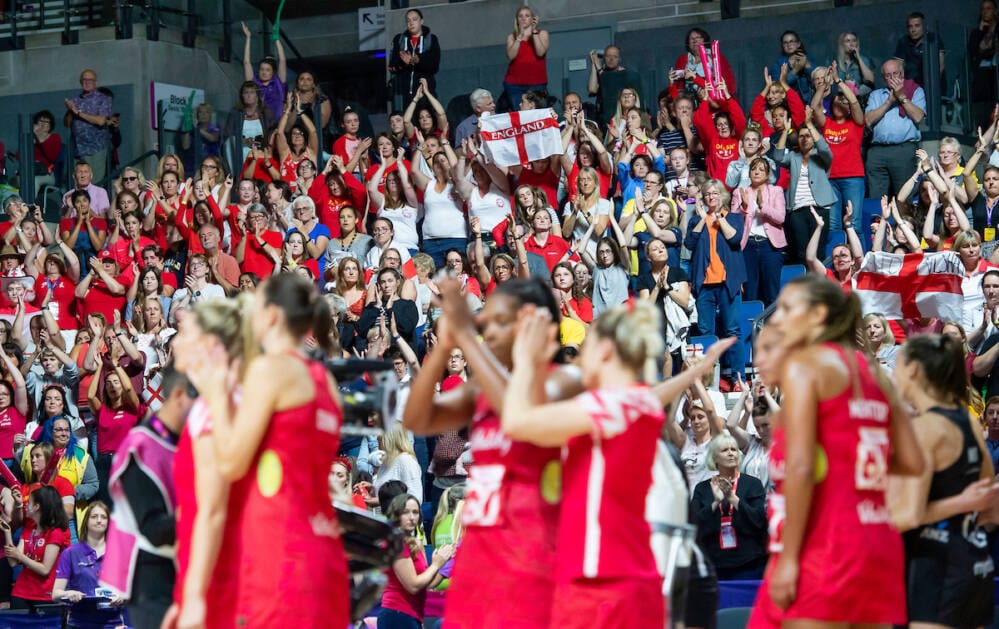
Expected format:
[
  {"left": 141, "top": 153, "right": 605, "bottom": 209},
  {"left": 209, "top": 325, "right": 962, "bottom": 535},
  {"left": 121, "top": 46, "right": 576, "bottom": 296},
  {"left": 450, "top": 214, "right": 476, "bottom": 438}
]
[{"left": 905, "top": 406, "right": 995, "bottom": 628}]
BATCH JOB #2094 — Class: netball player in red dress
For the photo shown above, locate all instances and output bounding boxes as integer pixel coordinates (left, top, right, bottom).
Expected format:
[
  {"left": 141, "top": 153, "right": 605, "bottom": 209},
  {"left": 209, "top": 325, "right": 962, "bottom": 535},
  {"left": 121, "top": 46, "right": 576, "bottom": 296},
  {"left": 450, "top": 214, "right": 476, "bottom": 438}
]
[
  {"left": 404, "top": 278, "right": 579, "bottom": 629},
  {"left": 748, "top": 274, "right": 924, "bottom": 629},
  {"left": 193, "top": 274, "right": 349, "bottom": 629},
  {"left": 163, "top": 298, "right": 250, "bottom": 629},
  {"left": 499, "top": 301, "right": 733, "bottom": 628}
]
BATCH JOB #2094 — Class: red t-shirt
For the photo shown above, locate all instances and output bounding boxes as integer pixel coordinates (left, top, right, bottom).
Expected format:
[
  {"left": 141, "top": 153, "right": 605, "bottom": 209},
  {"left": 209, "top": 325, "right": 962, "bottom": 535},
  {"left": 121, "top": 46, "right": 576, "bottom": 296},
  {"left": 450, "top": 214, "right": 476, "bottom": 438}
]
[
  {"left": 32, "top": 275, "right": 79, "bottom": 330},
  {"left": 380, "top": 543, "right": 429, "bottom": 621},
  {"left": 97, "top": 403, "right": 146, "bottom": 455},
  {"left": 0, "top": 406, "right": 25, "bottom": 460},
  {"left": 516, "top": 166, "right": 559, "bottom": 210},
  {"left": 523, "top": 234, "right": 576, "bottom": 272},
  {"left": 11, "top": 521, "right": 69, "bottom": 601},
  {"left": 80, "top": 272, "right": 132, "bottom": 322},
  {"left": 824, "top": 118, "right": 865, "bottom": 179},
  {"left": 58, "top": 217, "right": 108, "bottom": 240},
  {"left": 239, "top": 230, "right": 283, "bottom": 277}
]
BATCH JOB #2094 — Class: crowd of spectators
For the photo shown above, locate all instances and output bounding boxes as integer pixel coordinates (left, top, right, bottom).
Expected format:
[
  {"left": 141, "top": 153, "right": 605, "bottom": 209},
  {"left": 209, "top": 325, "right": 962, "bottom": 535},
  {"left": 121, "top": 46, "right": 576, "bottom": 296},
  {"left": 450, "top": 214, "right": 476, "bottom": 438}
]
[{"left": 0, "top": 3, "right": 997, "bottom": 626}]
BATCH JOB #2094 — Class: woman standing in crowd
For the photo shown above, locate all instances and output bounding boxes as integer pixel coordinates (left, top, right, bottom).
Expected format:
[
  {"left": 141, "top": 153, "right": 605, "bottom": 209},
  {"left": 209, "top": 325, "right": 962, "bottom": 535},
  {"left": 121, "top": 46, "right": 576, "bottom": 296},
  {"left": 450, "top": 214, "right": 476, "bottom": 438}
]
[
  {"left": 749, "top": 274, "right": 924, "bottom": 628},
  {"left": 87, "top": 362, "right": 144, "bottom": 505},
  {"left": 731, "top": 157, "right": 786, "bottom": 306},
  {"left": 369, "top": 152, "right": 420, "bottom": 256},
  {"left": 274, "top": 94, "right": 319, "bottom": 193},
  {"left": 378, "top": 493, "right": 455, "bottom": 629},
  {"left": 4, "top": 485, "right": 69, "bottom": 611},
  {"left": 410, "top": 148, "right": 467, "bottom": 267},
  {"left": 774, "top": 112, "right": 834, "bottom": 264},
  {"left": 805, "top": 205, "right": 863, "bottom": 292},
  {"left": 812, "top": 63, "right": 866, "bottom": 232},
  {"left": 503, "top": 5, "right": 548, "bottom": 110},
  {"left": 193, "top": 274, "right": 349, "bottom": 628},
  {"left": 691, "top": 433, "right": 769, "bottom": 580},
  {"left": 375, "top": 426, "right": 424, "bottom": 504},
  {"left": 52, "top": 501, "right": 127, "bottom": 629}
]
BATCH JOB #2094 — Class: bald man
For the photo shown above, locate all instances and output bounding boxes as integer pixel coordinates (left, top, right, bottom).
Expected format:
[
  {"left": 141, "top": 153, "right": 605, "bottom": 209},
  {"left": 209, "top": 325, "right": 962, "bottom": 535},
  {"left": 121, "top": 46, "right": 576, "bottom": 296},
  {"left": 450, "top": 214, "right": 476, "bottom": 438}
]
[
  {"left": 864, "top": 58, "right": 926, "bottom": 199},
  {"left": 64, "top": 69, "right": 114, "bottom": 183}
]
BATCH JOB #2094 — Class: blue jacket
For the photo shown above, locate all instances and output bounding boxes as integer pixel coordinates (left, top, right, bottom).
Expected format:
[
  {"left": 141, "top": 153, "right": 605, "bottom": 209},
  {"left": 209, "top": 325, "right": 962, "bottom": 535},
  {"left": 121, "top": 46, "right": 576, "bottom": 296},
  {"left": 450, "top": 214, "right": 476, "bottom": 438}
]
[{"left": 686, "top": 211, "right": 746, "bottom": 298}]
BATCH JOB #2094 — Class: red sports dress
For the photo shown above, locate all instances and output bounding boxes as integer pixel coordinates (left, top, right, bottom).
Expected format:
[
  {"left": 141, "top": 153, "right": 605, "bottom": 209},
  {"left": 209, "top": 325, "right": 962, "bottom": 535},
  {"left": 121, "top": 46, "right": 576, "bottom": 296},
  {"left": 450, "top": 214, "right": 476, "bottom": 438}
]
[
  {"left": 227, "top": 356, "right": 349, "bottom": 628},
  {"left": 173, "top": 399, "right": 239, "bottom": 629},
  {"left": 442, "top": 394, "right": 561, "bottom": 629},
  {"left": 748, "top": 344, "right": 906, "bottom": 628},
  {"left": 549, "top": 386, "right": 666, "bottom": 629}
]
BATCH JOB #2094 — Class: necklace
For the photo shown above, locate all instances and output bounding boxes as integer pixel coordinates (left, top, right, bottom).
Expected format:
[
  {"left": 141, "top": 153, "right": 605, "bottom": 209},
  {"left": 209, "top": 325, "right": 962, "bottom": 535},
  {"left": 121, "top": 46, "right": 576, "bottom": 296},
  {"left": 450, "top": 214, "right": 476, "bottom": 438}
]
[{"left": 340, "top": 232, "right": 358, "bottom": 248}]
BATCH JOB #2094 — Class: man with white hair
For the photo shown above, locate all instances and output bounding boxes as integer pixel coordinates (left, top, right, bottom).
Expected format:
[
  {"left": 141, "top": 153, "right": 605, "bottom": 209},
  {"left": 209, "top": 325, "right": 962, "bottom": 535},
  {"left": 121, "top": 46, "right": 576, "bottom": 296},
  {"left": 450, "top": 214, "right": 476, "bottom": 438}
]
[{"left": 454, "top": 88, "right": 496, "bottom": 146}]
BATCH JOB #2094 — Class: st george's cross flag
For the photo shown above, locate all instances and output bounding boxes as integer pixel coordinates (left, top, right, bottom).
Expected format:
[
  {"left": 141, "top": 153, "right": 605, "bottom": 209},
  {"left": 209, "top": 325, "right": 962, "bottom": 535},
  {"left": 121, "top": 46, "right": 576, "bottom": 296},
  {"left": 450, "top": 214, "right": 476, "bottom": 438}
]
[
  {"left": 479, "top": 109, "right": 562, "bottom": 167},
  {"left": 853, "top": 250, "right": 964, "bottom": 321}
]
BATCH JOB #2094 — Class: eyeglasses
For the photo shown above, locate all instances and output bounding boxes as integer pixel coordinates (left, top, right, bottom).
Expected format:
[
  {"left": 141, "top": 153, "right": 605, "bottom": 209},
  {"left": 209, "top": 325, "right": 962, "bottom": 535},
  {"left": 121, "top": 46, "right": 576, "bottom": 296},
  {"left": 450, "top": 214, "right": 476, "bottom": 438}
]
[
  {"left": 782, "top": 38, "right": 800, "bottom": 45},
  {"left": 52, "top": 427, "right": 70, "bottom": 433},
  {"left": 122, "top": 176, "right": 138, "bottom": 182},
  {"left": 372, "top": 227, "right": 391, "bottom": 233}
]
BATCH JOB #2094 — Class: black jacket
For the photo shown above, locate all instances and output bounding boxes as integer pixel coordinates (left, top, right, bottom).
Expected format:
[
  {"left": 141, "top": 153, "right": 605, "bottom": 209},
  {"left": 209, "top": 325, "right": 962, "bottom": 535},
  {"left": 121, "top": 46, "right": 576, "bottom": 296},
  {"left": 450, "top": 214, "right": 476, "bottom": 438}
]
[{"left": 389, "top": 26, "right": 441, "bottom": 99}]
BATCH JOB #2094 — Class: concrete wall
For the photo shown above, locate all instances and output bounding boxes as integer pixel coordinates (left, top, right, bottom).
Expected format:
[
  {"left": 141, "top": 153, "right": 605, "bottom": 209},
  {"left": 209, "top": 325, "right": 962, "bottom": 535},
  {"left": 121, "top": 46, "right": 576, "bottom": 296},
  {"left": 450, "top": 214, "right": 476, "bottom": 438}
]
[
  {"left": 0, "top": 26, "right": 243, "bottom": 177},
  {"left": 383, "top": 0, "right": 982, "bottom": 121}
]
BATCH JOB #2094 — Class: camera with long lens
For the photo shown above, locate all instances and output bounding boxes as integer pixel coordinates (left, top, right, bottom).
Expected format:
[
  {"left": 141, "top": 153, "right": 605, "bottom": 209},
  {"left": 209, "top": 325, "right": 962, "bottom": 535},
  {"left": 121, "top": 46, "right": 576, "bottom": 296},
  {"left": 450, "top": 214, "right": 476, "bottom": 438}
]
[{"left": 325, "top": 358, "right": 406, "bottom": 621}]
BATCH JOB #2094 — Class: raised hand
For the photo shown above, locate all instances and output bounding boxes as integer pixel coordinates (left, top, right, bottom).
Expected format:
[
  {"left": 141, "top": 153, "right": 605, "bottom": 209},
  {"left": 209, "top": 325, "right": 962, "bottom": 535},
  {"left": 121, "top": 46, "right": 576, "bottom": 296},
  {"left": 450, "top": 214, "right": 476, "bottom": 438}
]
[
  {"left": 241, "top": 21, "right": 251, "bottom": 38},
  {"left": 810, "top": 207, "right": 825, "bottom": 229}
]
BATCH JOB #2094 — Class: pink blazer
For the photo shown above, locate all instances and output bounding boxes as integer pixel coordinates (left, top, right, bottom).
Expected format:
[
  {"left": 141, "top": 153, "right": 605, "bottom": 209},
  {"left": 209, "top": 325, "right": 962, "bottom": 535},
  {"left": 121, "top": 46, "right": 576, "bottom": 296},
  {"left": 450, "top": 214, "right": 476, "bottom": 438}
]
[{"left": 731, "top": 184, "right": 788, "bottom": 249}]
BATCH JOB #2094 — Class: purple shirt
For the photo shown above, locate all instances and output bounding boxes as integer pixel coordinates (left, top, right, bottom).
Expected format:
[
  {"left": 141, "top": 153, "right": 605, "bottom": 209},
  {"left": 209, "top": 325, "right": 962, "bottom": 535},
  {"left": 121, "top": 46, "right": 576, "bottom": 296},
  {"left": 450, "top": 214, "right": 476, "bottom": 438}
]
[
  {"left": 70, "top": 89, "right": 113, "bottom": 157},
  {"left": 253, "top": 76, "right": 286, "bottom": 122},
  {"left": 57, "top": 542, "right": 126, "bottom": 628},
  {"left": 56, "top": 541, "right": 102, "bottom": 593}
]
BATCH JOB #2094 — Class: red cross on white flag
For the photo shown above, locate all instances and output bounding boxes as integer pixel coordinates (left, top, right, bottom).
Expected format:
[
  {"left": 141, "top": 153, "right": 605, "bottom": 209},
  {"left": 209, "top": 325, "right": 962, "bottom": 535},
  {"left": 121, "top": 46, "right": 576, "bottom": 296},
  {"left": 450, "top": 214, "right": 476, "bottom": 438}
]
[{"left": 479, "top": 108, "right": 563, "bottom": 167}]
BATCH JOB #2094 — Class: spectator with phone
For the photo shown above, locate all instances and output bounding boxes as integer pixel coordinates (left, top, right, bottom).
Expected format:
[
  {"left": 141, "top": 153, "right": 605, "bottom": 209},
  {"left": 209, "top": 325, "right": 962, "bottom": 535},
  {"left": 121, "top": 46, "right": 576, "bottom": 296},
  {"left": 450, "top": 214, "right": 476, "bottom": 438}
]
[
  {"left": 588, "top": 45, "right": 641, "bottom": 125},
  {"left": 668, "top": 28, "right": 737, "bottom": 101}
]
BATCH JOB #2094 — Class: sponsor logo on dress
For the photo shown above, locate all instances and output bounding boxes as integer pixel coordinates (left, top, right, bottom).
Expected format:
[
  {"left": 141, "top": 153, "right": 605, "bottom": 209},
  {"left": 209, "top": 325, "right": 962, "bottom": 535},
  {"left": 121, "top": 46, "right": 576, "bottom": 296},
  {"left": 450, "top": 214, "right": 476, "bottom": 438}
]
[
  {"left": 469, "top": 426, "right": 512, "bottom": 456},
  {"left": 309, "top": 512, "right": 343, "bottom": 539},
  {"left": 316, "top": 409, "right": 339, "bottom": 434},
  {"left": 848, "top": 399, "right": 889, "bottom": 422},
  {"left": 973, "top": 558, "right": 995, "bottom": 578},
  {"left": 857, "top": 499, "right": 891, "bottom": 524},
  {"left": 919, "top": 526, "right": 949, "bottom": 543}
]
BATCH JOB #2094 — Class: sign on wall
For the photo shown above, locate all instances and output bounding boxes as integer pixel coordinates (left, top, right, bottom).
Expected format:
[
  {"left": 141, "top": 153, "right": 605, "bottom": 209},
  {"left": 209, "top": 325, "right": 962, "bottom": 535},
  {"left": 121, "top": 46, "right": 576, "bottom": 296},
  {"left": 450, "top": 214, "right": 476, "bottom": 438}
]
[
  {"left": 149, "top": 82, "right": 205, "bottom": 131},
  {"left": 358, "top": 6, "right": 385, "bottom": 52}
]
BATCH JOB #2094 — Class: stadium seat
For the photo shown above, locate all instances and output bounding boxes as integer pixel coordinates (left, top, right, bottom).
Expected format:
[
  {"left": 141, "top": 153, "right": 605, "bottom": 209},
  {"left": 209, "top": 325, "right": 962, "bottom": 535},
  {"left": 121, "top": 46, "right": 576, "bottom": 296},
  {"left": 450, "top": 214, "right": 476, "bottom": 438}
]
[
  {"left": 779, "top": 264, "right": 805, "bottom": 291},
  {"left": 717, "top": 606, "right": 752, "bottom": 629},
  {"left": 825, "top": 229, "right": 846, "bottom": 258},
  {"left": 860, "top": 197, "right": 884, "bottom": 251}
]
